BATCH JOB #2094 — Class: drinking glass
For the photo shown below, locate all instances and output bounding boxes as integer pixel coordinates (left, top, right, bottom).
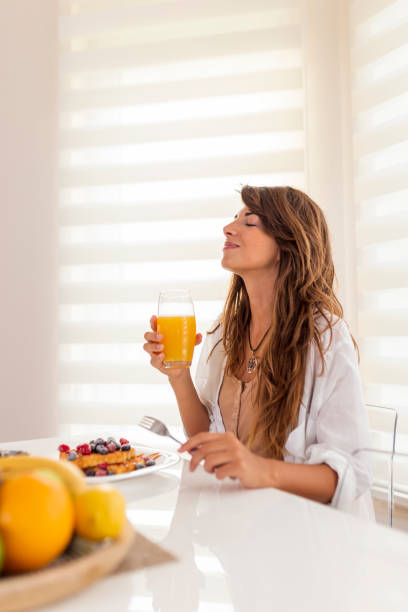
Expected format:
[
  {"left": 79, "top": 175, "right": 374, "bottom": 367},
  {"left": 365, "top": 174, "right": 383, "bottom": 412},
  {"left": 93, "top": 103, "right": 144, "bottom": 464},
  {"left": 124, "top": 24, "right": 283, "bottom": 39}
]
[{"left": 157, "top": 290, "right": 196, "bottom": 368}]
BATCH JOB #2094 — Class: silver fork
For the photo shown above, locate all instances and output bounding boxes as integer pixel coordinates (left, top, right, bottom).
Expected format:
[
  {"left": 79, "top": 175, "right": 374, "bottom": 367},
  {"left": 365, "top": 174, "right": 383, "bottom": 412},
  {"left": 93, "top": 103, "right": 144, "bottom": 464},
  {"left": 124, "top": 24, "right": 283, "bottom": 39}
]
[{"left": 139, "top": 415, "right": 184, "bottom": 446}]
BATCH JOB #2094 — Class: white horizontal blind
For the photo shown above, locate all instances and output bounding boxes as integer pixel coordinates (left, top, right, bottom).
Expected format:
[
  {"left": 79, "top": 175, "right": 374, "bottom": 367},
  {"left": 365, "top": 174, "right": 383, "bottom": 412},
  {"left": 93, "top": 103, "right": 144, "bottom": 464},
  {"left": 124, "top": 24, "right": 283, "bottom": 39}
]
[
  {"left": 58, "top": 0, "right": 305, "bottom": 429},
  {"left": 350, "top": 0, "right": 408, "bottom": 432}
]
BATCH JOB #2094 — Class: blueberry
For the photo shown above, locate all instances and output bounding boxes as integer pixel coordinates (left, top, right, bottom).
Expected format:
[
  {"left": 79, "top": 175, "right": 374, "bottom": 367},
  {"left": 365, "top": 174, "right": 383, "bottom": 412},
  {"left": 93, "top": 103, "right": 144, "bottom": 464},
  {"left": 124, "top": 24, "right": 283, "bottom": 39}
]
[
  {"left": 67, "top": 451, "right": 77, "bottom": 461},
  {"left": 96, "top": 445, "right": 108, "bottom": 455},
  {"left": 90, "top": 443, "right": 96, "bottom": 453},
  {"left": 120, "top": 444, "right": 131, "bottom": 451},
  {"left": 107, "top": 470, "right": 114, "bottom": 475},
  {"left": 106, "top": 436, "right": 116, "bottom": 443},
  {"left": 145, "top": 460, "right": 156, "bottom": 467},
  {"left": 85, "top": 469, "right": 95, "bottom": 476},
  {"left": 135, "top": 463, "right": 145, "bottom": 469},
  {"left": 95, "top": 438, "right": 105, "bottom": 445},
  {"left": 89, "top": 439, "right": 95, "bottom": 444},
  {"left": 115, "top": 442, "right": 121, "bottom": 450}
]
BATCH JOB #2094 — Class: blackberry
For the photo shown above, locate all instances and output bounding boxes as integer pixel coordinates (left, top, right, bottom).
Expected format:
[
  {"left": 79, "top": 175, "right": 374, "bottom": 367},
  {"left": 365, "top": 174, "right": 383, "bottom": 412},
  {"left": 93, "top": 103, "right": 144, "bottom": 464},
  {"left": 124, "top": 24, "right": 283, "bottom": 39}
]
[{"left": 96, "top": 445, "right": 108, "bottom": 455}]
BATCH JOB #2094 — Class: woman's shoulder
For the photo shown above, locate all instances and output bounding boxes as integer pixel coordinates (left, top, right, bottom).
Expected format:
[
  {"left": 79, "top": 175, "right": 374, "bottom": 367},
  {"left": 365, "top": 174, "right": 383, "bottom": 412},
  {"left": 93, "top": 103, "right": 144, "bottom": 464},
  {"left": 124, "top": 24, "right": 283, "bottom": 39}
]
[{"left": 313, "top": 311, "right": 354, "bottom": 353}]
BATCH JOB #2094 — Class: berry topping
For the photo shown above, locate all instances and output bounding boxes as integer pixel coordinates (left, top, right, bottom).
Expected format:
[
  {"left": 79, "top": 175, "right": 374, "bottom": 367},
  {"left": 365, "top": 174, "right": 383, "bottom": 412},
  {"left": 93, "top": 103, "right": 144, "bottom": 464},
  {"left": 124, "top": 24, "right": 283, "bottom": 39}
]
[
  {"left": 120, "top": 438, "right": 129, "bottom": 445},
  {"left": 90, "top": 443, "right": 96, "bottom": 453},
  {"left": 97, "top": 462, "right": 108, "bottom": 470},
  {"left": 58, "top": 444, "right": 70, "bottom": 453},
  {"left": 95, "top": 469, "right": 107, "bottom": 477},
  {"left": 107, "top": 470, "right": 115, "bottom": 475},
  {"left": 107, "top": 442, "right": 117, "bottom": 453},
  {"left": 95, "top": 445, "right": 108, "bottom": 455},
  {"left": 135, "top": 463, "right": 145, "bottom": 469},
  {"left": 106, "top": 436, "right": 116, "bottom": 443},
  {"left": 95, "top": 438, "right": 105, "bottom": 446},
  {"left": 67, "top": 451, "right": 77, "bottom": 461},
  {"left": 76, "top": 443, "right": 91, "bottom": 455},
  {"left": 145, "top": 459, "right": 156, "bottom": 467},
  {"left": 120, "top": 444, "right": 131, "bottom": 451},
  {"left": 85, "top": 469, "right": 96, "bottom": 476}
]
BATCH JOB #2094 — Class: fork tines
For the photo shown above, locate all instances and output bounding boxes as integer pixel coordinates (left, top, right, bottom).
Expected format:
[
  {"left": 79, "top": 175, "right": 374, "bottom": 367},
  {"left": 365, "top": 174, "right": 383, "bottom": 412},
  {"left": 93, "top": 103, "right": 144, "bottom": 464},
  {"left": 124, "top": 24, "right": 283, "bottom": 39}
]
[{"left": 139, "top": 416, "right": 155, "bottom": 429}]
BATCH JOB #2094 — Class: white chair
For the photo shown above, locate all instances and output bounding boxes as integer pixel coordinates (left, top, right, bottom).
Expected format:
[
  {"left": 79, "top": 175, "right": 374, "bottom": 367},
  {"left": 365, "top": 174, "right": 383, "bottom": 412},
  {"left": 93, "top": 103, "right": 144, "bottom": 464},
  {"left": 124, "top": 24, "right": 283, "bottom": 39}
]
[{"left": 352, "top": 403, "right": 398, "bottom": 527}]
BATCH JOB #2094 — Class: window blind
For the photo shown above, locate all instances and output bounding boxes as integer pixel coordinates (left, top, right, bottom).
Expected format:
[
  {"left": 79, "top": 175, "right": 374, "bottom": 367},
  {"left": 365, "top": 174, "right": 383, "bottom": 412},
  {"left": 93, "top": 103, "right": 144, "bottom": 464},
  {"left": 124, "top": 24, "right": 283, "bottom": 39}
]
[
  {"left": 58, "top": 0, "right": 305, "bottom": 431},
  {"left": 350, "top": 0, "right": 408, "bottom": 432}
]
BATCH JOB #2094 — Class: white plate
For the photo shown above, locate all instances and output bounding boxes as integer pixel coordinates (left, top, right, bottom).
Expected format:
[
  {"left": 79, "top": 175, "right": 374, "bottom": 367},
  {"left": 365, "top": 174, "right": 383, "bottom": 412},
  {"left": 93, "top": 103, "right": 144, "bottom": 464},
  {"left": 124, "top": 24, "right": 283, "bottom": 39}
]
[{"left": 85, "top": 444, "right": 180, "bottom": 483}]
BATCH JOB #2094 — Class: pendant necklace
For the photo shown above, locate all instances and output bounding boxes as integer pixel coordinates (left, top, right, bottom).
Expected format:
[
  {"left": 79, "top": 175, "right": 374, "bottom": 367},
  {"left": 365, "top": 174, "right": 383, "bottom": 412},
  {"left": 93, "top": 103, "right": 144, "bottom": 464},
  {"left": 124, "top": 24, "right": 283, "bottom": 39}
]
[{"left": 247, "top": 325, "right": 271, "bottom": 374}]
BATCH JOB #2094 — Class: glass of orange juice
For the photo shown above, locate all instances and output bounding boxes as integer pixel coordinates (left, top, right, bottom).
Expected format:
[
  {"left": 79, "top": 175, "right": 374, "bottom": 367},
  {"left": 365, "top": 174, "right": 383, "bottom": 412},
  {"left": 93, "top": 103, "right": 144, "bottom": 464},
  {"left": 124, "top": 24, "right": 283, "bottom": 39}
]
[{"left": 157, "top": 290, "right": 196, "bottom": 369}]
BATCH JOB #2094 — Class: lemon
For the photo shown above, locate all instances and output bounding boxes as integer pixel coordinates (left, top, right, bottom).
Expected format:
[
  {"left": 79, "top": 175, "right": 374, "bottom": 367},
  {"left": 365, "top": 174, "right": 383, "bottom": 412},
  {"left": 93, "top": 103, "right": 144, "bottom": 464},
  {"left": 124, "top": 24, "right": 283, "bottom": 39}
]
[{"left": 74, "top": 485, "right": 126, "bottom": 541}]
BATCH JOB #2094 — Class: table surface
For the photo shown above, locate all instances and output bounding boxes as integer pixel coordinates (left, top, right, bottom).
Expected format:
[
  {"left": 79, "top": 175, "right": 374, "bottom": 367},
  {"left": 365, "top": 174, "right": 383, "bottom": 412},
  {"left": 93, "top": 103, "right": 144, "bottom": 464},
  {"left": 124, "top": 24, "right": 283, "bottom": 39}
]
[{"left": 2, "top": 427, "right": 408, "bottom": 612}]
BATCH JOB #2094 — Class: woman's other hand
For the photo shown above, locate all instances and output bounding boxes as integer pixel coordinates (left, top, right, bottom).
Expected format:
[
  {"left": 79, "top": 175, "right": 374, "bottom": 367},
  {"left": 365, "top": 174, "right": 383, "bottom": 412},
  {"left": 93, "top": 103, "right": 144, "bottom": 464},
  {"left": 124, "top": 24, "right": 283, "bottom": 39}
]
[
  {"left": 178, "top": 432, "right": 278, "bottom": 489},
  {"left": 143, "top": 315, "right": 202, "bottom": 379}
]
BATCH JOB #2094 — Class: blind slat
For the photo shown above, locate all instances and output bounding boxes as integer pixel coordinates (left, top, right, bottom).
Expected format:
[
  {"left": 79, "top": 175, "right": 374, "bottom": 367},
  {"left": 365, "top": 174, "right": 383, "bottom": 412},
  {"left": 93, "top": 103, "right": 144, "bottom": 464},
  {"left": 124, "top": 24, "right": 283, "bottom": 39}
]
[
  {"left": 59, "top": 0, "right": 299, "bottom": 38},
  {"left": 59, "top": 196, "right": 241, "bottom": 226},
  {"left": 59, "top": 363, "right": 169, "bottom": 384},
  {"left": 353, "top": 116, "right": 408, "bottom": 157},
  {"left": 357, "top": 213, "right": 408, "bottom": 246},
  {"left": 60, "top": 109, "right": 304, "bottom": 149},
  {"left": 59, "top": 279, "right": 230, "bottom": 304},
  {"left": 355, "top": 163, "right": 408, "bottom": 200},
  {"left": 358, "top": 265, "right": 408, "bottom": 291},
  {"left": 60, "top": 150, "right": 304, "bottom": 187},
  {"left": 60, "top": 239, "right": 224, "bottom": 265},
  {"left": 361, "top": 357, "right": 408, "bottom": 385},
  {"left": 351, "top": 20, "right": 408, "bottom": 68},
  {"left": 62, "top": 69, "right": 303, "bottom": 111},
  {"left": 61, "top": 26, "right": 301, "bottom": 72},
  {"left": 358, "top": 310, "right": 408, "bottom": 336},
  {"left": 352, "top": 71, "right": 408, "bottom": 115}
]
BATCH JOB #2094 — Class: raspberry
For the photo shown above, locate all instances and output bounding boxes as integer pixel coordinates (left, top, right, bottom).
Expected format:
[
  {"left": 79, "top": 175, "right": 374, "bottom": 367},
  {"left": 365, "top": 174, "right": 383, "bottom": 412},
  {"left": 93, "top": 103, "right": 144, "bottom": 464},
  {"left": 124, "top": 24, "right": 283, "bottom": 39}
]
[
  {"left": 120, "top": 438, "right": 129, "bottom": 445},
  {"left": 58, "top": 444, "right": 70, "bottom": 453},
  {"left": 107, "top": 442, "right": 116, "bottom": 453},
  {"left": 76, "top": 443, "right": 91, "bottom": 455},
  {"left": 97, "top": 462, "right": 108, "bottom": 470},
  {"left": 95, "top": 469, "right": 107, "bottom": 477}
]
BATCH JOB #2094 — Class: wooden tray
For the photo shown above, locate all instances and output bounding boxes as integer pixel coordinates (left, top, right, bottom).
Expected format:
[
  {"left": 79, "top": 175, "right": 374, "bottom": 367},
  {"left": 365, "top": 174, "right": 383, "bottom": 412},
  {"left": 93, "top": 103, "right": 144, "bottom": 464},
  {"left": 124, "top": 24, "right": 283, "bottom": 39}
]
[{"left": 0, "top": 520, "right": 135, "bottom": 612}]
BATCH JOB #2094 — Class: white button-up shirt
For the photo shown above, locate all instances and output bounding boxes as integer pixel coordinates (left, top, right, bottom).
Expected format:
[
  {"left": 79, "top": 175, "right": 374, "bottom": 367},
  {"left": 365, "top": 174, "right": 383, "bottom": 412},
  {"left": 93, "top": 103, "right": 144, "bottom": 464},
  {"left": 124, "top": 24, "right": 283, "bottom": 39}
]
[{"left": 195, "top": 316, "right": 374, "bottom": 519}]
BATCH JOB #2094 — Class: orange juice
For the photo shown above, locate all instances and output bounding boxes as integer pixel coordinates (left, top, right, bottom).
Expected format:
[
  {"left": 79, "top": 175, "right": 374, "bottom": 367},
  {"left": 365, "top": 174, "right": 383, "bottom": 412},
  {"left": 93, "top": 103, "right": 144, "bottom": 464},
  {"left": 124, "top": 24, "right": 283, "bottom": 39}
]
[{"left": 157, "top": 315, "right": 196, "bottom": 368}]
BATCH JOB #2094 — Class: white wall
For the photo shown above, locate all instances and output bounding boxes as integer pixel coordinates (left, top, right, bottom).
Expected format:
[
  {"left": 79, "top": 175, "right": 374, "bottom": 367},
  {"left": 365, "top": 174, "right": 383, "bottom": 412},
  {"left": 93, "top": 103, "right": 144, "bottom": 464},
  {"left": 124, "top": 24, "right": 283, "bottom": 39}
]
[{"left": 0, "top": 1, "right": 58, "bottom": 442}]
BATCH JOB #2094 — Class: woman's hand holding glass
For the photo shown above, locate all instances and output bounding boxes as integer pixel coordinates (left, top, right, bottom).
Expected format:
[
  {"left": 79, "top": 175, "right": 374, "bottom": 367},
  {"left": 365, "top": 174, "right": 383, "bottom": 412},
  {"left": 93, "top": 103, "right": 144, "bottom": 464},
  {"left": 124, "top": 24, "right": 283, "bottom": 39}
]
[
  {"left": 178, "top": 432, "right": 278, "bottom": 489},
  {"left": 143, "top": 315, "right": 202, "bottom": 379}
]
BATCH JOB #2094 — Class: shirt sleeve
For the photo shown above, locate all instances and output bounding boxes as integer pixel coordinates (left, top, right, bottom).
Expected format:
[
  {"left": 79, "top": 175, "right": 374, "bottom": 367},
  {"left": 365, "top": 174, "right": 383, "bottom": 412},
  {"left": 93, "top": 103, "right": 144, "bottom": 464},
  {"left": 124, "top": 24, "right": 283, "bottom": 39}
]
[{"left": 302, "top": 320, "right": 372, "bottom": 511}]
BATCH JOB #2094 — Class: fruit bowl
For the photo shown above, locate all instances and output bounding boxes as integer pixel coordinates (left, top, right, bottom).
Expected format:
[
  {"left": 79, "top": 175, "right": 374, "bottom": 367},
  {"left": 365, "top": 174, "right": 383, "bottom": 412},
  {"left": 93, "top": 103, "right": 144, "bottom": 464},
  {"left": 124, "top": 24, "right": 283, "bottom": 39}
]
[{"left": 0, "top": 519, "right": 134, "bottom": 612}]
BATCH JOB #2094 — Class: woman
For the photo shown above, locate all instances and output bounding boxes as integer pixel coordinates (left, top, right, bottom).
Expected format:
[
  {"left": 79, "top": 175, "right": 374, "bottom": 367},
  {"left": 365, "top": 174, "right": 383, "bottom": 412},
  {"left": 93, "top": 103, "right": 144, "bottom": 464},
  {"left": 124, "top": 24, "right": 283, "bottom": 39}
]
[{"left": 143, "top": 185, "right": 373, "bottom": 518}]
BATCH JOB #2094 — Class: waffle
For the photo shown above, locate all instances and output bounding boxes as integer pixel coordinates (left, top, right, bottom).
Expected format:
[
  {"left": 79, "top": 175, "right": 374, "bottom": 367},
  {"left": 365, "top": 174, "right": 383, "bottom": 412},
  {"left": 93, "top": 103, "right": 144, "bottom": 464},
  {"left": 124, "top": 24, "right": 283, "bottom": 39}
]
[
  {"left": 58, "top": 437, "right": 162, "bottom": 477},
  {"left": 59, "top": 448, "right": 136, "bottom": 469}
]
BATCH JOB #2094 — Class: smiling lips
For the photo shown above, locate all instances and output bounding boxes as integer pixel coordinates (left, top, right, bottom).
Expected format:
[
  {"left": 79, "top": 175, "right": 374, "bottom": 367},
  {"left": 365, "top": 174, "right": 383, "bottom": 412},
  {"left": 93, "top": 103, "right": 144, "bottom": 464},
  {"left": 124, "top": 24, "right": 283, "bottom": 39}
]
[{"left": 223, "top": 241, "right": 239, "bottom": 250}]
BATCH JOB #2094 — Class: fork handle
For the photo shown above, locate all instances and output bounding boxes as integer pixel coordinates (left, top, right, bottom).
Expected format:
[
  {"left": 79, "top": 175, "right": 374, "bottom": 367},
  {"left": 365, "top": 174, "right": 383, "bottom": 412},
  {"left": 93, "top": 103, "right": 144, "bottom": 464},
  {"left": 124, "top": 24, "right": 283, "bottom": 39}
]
[{"left": 167, "top": 432, "right": 183, "bottom": 446}]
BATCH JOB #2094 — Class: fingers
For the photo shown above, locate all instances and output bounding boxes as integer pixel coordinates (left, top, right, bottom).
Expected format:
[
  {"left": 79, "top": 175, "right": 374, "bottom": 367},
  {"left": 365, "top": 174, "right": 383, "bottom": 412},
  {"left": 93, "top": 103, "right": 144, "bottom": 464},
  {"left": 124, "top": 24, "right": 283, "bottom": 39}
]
[
  {"left": 150, "top": 315, "right": 157, "bottom": 331},
  {"left": 202, "top": 451, "right": 233, "bottom": 474},
  {"left": 195, "top": 333, "right": 203, "bottom": 347},
  {"left": 178, "top": 432, "right": 231, "bottom": 455},
  {"left": 187, "top": 439, "right": 230, "bottom": 472}
]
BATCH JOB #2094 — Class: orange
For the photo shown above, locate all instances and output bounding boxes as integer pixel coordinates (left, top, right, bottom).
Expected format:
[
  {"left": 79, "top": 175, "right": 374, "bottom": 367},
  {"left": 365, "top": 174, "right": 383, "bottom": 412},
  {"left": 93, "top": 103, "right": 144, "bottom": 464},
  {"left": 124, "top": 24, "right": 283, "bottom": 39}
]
[
  {"left": 0, "top": 470, "right": 75, "bottom": 573},
  {"left": 74, "top": 485, "right": 126, "bottom": 541}
]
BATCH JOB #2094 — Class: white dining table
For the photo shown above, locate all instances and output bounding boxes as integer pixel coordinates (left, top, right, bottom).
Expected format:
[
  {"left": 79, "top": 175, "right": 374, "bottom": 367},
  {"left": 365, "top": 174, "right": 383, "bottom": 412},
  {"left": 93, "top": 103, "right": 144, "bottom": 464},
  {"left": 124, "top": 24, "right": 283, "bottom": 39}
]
[{"left": 2, "top": 426, "right": 408, "bottom": 612}]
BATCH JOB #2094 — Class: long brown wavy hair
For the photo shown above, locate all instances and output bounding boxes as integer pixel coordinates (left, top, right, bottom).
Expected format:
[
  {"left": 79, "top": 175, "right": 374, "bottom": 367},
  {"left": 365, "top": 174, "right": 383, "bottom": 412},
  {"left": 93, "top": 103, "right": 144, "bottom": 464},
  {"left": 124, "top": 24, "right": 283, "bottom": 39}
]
[{"left": 210, "top": 185, "right": 354, "bottom": 459}]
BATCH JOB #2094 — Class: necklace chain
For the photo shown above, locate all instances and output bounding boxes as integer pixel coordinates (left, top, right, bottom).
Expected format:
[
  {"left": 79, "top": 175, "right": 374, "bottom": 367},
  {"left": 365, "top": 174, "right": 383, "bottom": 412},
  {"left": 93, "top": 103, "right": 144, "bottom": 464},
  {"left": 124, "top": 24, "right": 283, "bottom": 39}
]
[{"left": 247, "top": 324, "right": 271, "bottom": 374}]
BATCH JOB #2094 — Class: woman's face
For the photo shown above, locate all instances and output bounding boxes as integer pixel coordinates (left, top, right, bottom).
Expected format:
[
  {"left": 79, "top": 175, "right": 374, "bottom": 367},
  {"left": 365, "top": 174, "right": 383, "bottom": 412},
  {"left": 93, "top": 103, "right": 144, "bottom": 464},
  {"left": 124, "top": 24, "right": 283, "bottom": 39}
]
[{"left": 222, "top": 206, "right": 280, "bottom": 276}]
